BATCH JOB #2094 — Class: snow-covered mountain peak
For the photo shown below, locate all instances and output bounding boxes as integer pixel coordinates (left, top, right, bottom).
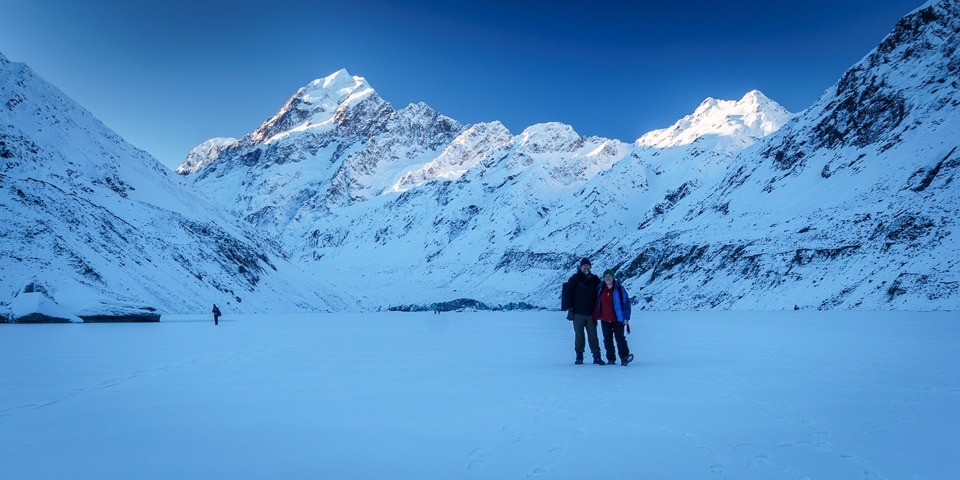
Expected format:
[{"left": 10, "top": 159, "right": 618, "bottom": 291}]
[
  {"left": 636, "top": 90, "right": 792, "bottom": 149},
  {"left": 318, "top": 68, "right": 357, "bottom": 89},
  {"left": 517, "top": 122, "right": 581, "bottom": 153},
  {"left": 177, "top": 137, "right": 238, "bottom": 175},
  {"left": 300, "top": 68, "right": 373, "bottom": 111},
  {"left": 396, "top": 101, "right": 439, "bottom": 119},
  {"left": 247, "top": 69, "right": 384, "bottom": 145},
  {"left": 391, "top": 101, "right": 446, "bottom": 129}
]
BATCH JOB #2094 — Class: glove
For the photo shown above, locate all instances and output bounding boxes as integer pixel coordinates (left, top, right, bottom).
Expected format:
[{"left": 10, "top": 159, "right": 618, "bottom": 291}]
[
  {"left": 625, "top": 321, "right": 631, "bottom": 334},
  {"left": 566, "top": 310, "right": 574, "bottom": 321}
]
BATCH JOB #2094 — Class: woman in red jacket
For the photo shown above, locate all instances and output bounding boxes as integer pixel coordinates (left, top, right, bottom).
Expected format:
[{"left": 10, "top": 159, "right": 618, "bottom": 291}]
[{"left": 594, "top": 269, "right": 633, "bottom": 366}]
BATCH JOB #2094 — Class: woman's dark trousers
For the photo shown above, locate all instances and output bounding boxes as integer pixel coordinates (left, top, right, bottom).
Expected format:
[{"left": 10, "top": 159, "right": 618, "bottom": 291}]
[{"left": 600, "top": 321, "right": 630, "bottom": 363}]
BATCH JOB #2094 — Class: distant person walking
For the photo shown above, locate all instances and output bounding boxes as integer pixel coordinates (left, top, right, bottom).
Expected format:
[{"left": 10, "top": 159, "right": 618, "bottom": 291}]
[
  {"left": 594, "top": 269, "right": 633, "bottom": 366},
  {"left": 212, "top": 304, "right": 221, "bottom": 325},
  {"left": 562, "top": 258, "right": 604, "bottom": 365}
]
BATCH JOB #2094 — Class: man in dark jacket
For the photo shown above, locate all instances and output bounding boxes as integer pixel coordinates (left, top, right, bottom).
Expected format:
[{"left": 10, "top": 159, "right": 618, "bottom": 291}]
[{"left": 563, "top": 258, "right": 604, "bottom": 365}]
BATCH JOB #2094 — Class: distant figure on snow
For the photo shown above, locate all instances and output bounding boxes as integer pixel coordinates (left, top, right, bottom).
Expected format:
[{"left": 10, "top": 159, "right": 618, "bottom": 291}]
[
  {"left": 594, "top": 269, "right": 633, "bottom": 366},
  {"left": 212, "top": 304, "right": 221, "bottom": 325},
  {"left": 562, "top": 258, "right": 604, "bottom": 365}
]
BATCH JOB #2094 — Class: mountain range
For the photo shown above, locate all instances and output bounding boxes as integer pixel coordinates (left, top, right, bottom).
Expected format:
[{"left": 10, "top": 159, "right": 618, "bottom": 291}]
[{"left": 2, "top": 0, "right": 957, "bottom": 320}]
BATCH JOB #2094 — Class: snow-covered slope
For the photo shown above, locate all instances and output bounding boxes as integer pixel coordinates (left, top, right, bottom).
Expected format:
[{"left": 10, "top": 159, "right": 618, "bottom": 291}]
[
  {"left": 601, "top": 0, "right": 960, "bottom": 310},
  {"left": 637, "top": 90, "right": 791, "bottom": 151},
  {"left": 0, "top": 53, "right": 347, "bottom": 320}
]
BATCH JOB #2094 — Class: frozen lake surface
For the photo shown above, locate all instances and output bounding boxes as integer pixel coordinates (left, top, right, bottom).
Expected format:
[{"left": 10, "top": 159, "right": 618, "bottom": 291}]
[{"left": 1, "top": 311, "right": 957, "bottom": 479}]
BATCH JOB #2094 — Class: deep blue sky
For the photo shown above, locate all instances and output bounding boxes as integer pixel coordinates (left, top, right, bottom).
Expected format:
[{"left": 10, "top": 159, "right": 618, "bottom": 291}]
[{"left": 0, "top": 0, "right": 924, "bottom": 169}]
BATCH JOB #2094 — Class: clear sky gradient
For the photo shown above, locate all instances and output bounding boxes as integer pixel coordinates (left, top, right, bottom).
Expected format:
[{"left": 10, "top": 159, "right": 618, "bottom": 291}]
[{"left": 0, "top": 0, "right": 925, "bottom": 169}]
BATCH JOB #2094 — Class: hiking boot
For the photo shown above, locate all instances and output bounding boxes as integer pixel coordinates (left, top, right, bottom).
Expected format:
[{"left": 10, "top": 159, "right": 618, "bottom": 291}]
[
  {"left": 575, "top": 358, "right": 584, "bottom": 365},
  {"left": 593, "top": 357, "right": 606, "bottom": 365},
  {"left": 621, "top": 353, "right": 634, "bottom": 366}
]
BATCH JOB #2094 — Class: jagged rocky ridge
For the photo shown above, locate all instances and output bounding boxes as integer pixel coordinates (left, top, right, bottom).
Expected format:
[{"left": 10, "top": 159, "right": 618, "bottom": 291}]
[{"left": 178, "top": 1, "right": 959, "bottom": 311}]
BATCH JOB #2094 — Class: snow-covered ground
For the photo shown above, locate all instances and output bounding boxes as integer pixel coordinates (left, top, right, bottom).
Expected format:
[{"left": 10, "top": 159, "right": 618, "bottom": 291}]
[{"left": 1, "top": 311, "right": 957, "bottom": 479}]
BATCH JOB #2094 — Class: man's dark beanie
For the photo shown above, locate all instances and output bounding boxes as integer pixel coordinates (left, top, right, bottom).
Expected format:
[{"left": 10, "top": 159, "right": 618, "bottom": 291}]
[{"left": 580, "top": 258, "right": 591, "bottom": 267}]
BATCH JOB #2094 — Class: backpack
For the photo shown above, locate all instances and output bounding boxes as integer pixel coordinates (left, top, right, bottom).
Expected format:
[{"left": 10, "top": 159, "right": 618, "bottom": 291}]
[{"left": 560, "top": 280, "right": 572, "bottom": 310}]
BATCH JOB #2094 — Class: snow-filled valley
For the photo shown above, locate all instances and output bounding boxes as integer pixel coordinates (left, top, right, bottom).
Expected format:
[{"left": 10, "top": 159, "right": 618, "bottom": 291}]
[{"left": 1, "top": 311, "right": 957, "bottom": 479}]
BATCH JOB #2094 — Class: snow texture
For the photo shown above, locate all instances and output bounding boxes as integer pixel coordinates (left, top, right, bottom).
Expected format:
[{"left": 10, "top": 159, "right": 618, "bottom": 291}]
[{"left": 0, "top": 311, "right": 957, "bottom": 478}]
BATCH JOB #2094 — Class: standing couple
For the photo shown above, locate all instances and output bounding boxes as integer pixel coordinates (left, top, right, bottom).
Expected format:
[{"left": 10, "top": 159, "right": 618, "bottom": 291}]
[{"left": 562, "top": 258, "right": 634, "bottom": 366}]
